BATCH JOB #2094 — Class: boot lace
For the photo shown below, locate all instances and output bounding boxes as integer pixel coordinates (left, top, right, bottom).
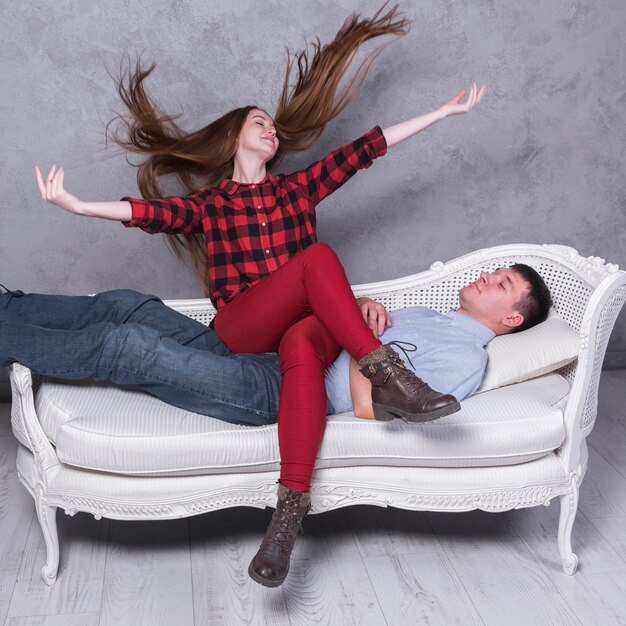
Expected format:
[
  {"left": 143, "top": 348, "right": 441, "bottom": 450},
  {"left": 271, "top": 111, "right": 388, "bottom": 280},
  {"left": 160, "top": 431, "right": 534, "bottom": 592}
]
[
  {"left": 383, "top": 341, "right": 430, "bottom": 391},
  {"left": 385, "top": 341, "right": 417, "bottom": 370},
  {"left": 263, "top": 494, "right": 307, "bottom": 551}
]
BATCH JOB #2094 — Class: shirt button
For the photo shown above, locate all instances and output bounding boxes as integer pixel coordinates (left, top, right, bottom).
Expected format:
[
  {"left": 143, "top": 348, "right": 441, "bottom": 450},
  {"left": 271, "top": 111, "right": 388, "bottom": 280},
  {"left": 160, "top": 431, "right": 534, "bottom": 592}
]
[
  {"left": 251, "top": 184, "right": 256, "bottom": 189},
  {"left": 265, "top": 249, "right": 270, "bottom": 254},
  {"left": 256, "top": 205, "right": 262, "bottom": 210},
  {"left": 261, "top": 222, "right": 266, "bottom": 226}
]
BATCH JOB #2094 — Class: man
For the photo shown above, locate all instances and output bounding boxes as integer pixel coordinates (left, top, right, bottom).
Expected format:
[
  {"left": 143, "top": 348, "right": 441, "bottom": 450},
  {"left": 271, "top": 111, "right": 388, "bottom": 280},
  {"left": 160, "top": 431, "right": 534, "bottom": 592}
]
[
  {"left": 0, "top": 263, "right": 551, "bottom": 425},
  {"left": 1, "top": 263, "right": 551, "bottom": 587},
  {"left": 337, "top": 263, "right": 553, "bottom": 420}
]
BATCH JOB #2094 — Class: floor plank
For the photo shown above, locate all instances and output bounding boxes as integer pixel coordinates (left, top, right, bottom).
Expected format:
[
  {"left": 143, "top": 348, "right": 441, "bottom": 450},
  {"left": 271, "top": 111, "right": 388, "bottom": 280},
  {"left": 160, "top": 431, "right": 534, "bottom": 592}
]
[
  {"left": 285, "top": 508, "right": 387, "bottom": 625},
  {"left": 363, "top": 551, "right": 483, "bottom": 625},
  {"left": 555, "top": 571, "right": 626, "bottom": 626},
  {"left": 99, "top": 518, "right": 194, "bottom": 626},
  {"left": 0, "top": 432, "right": 35, "bottom": 626},
  {"left": 7, "top": 511, "right": 109, "bottom": 619},
  {"left": 506, "top": 501, "right": 626, "bottom": 575},
  {"left": 4, "top": 613, "right": 100, "bottom": 626},
  {"left": 189, "top": 507, "right": 291, "bottom": 626},
  {"left": 344, "top": 505, "right": 436, "bottom": 558},
  {"left": 190, "top": 505, "right": 387, "bottom": 626},
  {"left": 592, "top": 515, "right": 626, "bottom": 563},
  {"left": 579, "top": 446, "right": 626, "bottom": 520},
  {"left": 426, "top": 509, "right": 582, "bottom": 625},
  {"left": 505, "top": 501, "right": 626, "bottom": 624},
  {"left": 345, "top": 506, "right": 484, "bottom": 624}
]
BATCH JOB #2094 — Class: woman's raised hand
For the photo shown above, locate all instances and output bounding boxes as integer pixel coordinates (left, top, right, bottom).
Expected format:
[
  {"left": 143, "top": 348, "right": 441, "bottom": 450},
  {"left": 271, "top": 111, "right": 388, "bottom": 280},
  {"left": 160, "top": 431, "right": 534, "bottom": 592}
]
[
  {"left": 35, "top": 165, "right": 83, "bottom": 214},
  {"left": 439, "top": 82, "right": 485, "bottom": 117},
  {"left": 381, "top": 82, "right": 486, "bottom": 148}
]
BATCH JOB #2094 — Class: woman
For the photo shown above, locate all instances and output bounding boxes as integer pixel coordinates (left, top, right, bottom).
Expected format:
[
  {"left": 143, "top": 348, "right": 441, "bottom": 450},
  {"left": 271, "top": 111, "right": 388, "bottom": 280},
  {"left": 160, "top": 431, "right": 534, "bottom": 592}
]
[{"left": 36, "top": 5, "right": 484, "bottom": 586}]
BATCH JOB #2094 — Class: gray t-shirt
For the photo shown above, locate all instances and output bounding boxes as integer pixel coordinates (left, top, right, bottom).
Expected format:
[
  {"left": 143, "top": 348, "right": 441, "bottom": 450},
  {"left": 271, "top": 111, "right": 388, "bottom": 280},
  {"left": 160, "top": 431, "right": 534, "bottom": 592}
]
[{"left": 325, "top": 307, "right": 495, "bottom": 414}]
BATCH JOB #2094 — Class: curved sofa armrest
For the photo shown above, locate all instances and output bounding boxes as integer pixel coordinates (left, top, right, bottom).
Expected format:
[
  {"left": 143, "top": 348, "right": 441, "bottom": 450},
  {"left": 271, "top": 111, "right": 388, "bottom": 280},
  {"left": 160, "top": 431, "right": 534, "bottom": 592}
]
[
  {"left": 9, "top": 363, "right": 61, "bottom": 477},
  {"left": 560, "top": 272, "right": 626, "bottom": 471}
]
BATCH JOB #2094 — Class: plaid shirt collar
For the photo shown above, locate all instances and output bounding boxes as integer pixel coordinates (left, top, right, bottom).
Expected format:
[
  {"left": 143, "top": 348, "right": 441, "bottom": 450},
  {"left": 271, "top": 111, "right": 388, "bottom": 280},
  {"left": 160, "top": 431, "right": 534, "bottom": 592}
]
[{"left": 217, "top": 173, "right": 274, "bottom": 195}]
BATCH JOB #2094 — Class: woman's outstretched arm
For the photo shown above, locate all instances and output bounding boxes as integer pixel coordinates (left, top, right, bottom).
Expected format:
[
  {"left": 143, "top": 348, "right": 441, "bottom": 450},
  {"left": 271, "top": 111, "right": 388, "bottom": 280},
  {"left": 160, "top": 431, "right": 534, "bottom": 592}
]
[
  {"left": 382, "top": 82, "right": 485, "bottom": 148},
  {"left": 35, "top": 165, "right": 132, "bottom": 221}
]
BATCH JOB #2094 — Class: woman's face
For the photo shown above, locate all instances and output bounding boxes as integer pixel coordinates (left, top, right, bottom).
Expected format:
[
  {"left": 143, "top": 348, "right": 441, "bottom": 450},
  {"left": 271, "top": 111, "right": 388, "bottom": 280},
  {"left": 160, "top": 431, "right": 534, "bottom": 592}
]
[{"left": 236, "top": 109, "right": 279, "bottom": 161}]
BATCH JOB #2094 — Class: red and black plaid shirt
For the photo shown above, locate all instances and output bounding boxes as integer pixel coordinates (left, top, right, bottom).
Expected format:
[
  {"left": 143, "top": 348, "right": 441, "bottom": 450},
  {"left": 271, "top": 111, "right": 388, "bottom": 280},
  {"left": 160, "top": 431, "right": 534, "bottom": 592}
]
[{"left": 123, "top": 126, "right": 387, "bottom": 309}]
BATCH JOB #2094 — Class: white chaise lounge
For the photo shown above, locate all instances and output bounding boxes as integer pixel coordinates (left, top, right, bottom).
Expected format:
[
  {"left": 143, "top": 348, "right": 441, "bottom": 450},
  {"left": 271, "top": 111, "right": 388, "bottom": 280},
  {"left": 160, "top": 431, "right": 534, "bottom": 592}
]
[{"left": 9, "top": 243, "right": 626, "bottom": 585}]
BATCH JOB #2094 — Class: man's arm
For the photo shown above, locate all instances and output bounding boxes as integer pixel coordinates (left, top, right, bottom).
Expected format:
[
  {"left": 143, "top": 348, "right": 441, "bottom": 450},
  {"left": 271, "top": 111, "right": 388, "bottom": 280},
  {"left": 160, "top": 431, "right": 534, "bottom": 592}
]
[
  {"left": 348, "top": 297, "right": 389, "bottom": 419},
  {"left": 349, "top": 356, "right": 375, "bottom": 419},
  {"left": 348, "top": 297, "right": 391, "bottom": 418}
]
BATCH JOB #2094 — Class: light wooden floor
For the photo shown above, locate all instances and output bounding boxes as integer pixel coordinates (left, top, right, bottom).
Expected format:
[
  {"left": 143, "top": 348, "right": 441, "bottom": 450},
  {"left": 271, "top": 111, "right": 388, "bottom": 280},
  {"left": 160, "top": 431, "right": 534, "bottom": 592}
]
[{"left": 1, "top": 371, "right": 625, "bottom": 626}]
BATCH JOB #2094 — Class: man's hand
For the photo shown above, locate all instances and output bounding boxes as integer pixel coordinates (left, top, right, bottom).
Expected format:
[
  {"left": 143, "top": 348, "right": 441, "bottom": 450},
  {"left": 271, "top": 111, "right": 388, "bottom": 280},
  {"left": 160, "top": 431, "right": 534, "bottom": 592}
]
[{"left": 356, "top": 297, "right": 391, "bottom": 338}]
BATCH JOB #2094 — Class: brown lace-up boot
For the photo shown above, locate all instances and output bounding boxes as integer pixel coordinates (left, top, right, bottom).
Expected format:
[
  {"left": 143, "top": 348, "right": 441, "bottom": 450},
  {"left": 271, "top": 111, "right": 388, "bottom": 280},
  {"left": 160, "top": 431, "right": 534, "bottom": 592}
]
[
  {"left": 248, "top": 484, "right": 311, "bottom": 587},
  {"left": 359, "top": 341, "right": 460, "bottom": 422}
]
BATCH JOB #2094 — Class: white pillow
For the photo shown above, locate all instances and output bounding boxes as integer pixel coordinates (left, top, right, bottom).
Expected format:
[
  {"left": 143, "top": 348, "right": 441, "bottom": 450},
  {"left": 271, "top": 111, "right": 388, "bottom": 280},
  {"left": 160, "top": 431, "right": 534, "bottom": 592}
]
[{"left": 476, "top": 315, "right": 579, "bottom": 393}]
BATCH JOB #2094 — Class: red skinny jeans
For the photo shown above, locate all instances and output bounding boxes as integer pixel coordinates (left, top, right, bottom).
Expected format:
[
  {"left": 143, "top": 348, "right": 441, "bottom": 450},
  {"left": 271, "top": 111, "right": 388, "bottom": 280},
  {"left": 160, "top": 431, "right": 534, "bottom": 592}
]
[{"left": 213, "top": 243, "right": 382, "bottom": 492}]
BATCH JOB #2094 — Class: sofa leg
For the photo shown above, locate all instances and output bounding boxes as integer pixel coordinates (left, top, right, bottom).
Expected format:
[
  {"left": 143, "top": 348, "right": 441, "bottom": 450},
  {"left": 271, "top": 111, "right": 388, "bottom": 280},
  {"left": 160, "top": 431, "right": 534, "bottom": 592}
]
[
  {"left": 558, "top": 475, "right": 579, "bottom": 575},
  {"left": 35, "top": 488, "right": 59, "bottom": 586}
]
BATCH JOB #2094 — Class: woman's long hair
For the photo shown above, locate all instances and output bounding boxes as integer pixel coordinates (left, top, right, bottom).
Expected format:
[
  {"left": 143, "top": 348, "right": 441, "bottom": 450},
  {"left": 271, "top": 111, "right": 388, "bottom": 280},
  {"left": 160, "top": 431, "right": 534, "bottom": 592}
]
[{"left": 109, "top": 3, "right": 410, "bottom": 293}]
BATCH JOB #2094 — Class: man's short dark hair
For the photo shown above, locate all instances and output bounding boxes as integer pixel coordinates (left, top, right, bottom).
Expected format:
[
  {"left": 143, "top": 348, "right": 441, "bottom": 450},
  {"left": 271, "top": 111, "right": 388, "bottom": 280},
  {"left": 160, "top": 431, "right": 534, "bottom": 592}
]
[{"left": 509, "top": 263, "right": 553, "bottom": 332}]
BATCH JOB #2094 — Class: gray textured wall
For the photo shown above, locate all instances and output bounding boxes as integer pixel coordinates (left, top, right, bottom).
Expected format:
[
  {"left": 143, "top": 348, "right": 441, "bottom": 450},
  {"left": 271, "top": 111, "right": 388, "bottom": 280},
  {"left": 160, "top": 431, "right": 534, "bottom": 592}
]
[{"left": 1, "top": 0, "right": 625, "bottom": 400}]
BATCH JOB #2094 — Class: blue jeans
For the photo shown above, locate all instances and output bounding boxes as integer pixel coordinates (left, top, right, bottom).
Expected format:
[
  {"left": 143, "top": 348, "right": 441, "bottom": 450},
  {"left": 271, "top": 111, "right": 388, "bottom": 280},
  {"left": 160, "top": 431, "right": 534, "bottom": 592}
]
[{"left": 0, "top": 287, "right": 281, "bottom": 425}]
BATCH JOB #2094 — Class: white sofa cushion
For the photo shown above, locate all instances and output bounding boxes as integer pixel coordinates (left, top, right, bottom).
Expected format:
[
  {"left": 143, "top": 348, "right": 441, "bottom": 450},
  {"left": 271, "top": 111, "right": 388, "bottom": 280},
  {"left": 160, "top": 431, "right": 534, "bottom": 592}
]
[{"left": 34, "top": 373, "right": 569, "bottom": 476}]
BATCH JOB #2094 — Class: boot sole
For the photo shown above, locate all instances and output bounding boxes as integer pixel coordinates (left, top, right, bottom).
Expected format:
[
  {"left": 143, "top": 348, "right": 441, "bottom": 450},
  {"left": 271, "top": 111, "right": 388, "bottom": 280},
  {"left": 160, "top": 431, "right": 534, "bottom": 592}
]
[
  {"left": 373, "top": 400, "right": 461, "bottom": 423},
  {"left": 248, "top": 561, "right": 288, "bottom": 588}
]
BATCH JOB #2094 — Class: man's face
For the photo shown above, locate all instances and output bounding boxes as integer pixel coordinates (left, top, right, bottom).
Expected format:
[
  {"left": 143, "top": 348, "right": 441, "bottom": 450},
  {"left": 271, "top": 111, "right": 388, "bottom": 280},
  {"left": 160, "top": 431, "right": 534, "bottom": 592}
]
[{"left": 458, "top": 267, "right": 530, "bottom": 333}]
